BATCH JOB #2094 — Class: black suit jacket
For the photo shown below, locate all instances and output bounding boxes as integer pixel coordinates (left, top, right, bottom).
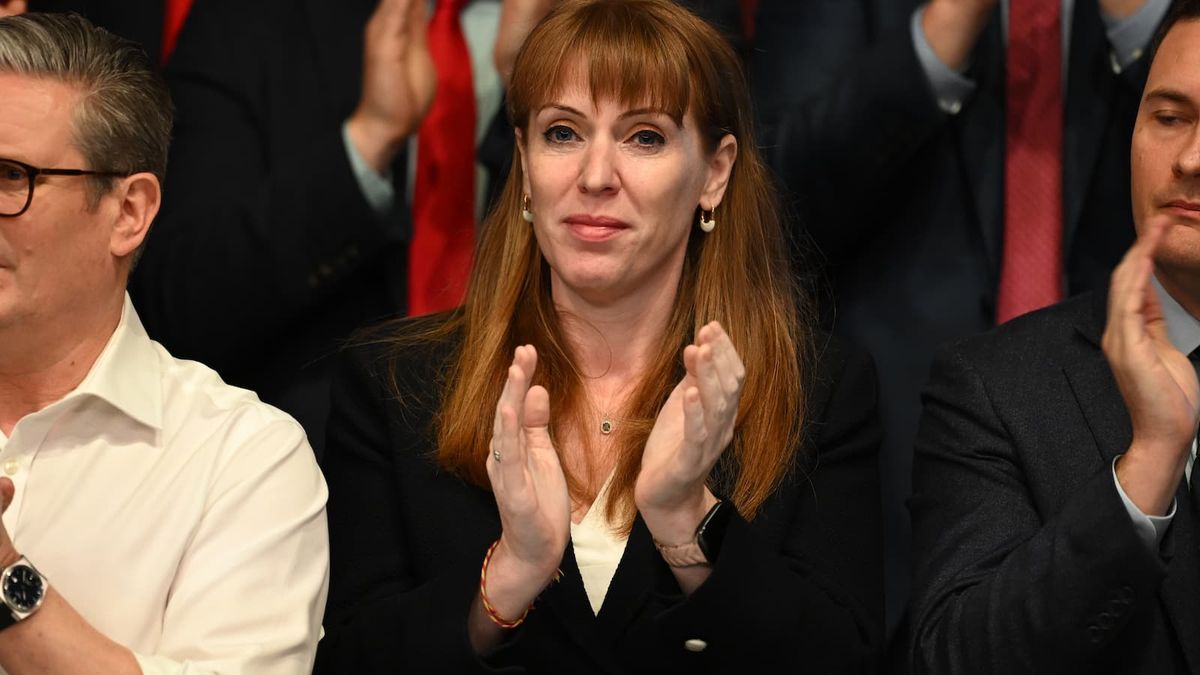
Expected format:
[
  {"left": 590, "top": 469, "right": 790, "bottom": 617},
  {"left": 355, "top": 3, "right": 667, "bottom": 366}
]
[
  {"left": 910, "top": 291, "right": 1200, "bottom": 674},
  {"left": 314, "top": 322, "right": 885, "bottom": 674},
  {"left": 130, "top": 0, "right": 416, "bottom": 457},
  {"left": 754, "top": 0, "right": 1154, "bottom": 632}
]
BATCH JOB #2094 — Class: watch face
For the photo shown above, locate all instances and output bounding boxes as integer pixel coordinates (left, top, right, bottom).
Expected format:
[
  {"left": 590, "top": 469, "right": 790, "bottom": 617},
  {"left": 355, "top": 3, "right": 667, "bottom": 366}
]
[{"left": 4, "top": 565, "right": 44, "bottom": 612}]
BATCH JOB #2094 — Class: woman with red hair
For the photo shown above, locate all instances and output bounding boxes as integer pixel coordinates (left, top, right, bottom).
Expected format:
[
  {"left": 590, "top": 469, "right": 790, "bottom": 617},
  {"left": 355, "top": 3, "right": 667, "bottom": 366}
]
[{"left": 315, "top": 1, "right": 884, "bottom": 672}]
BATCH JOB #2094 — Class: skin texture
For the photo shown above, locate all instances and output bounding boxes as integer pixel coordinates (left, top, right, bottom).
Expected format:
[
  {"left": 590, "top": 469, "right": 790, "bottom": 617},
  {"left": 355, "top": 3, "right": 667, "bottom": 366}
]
[
  {"left": 1112, "top": 19, "right": 1200, "bottom": 516},
  {"left": 0, "top": 1, "right": 25, "bottom": 18},
  {"left": 0, "top": 72, "right": 160, "bottom": 675},
  {"left": 467, "top": 88, "right": 738, "bottom": 652}
]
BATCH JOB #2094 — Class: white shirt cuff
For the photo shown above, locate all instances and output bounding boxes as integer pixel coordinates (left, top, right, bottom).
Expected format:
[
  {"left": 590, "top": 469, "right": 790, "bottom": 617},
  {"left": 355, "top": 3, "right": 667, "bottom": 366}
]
[
  {"left": 341, "top": 120, "right": 396, "bottom": 217},
  {"left": 1112, "top": 455, "right": 1174, "bottom": 550},
  {"left": 910, "top": 4, "right": 976, "bottom": 115}
]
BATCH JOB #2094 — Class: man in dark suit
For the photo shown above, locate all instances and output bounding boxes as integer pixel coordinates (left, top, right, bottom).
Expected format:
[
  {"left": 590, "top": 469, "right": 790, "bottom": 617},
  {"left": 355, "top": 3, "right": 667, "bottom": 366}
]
[
  {"left": 127, "top": 0, "right": 546, "bottom": 457},
  {"left": 911, "top": 2, "right": 1200, "bottom": 671},
  {"left": 754, "top": 0, "right": 1170, "bottom": 636}
]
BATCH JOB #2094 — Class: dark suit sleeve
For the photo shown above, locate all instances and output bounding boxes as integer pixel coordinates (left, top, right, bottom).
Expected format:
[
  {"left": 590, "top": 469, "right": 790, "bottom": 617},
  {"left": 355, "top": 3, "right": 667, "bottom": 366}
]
[
  {"left": 648, "top": 341, "right": 885, "bottom": 673},
  {"left": 909, "top": 345, "right": 1168, "bottom": 674},
  {"left": 760, "top": 9, "right": 945, "bottom": 264},
  {"left": 130, "top": 0, "right": 391, "bottom": 373},
  {"left": 314, "top": 343, "right": 515, "bottom": 675}
]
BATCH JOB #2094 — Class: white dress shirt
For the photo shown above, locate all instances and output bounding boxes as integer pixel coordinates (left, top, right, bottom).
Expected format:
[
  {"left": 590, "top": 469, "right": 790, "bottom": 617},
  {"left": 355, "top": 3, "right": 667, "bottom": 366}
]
[{"left": 0, "top": 296, "right": 329, "bottom": 675}]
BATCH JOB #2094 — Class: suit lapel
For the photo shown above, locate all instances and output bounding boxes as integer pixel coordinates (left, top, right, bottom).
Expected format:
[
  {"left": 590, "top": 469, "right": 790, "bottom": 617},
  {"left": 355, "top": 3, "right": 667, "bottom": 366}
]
[
  {"left": 1061, "top": 2, "right": 1114, "bottom": 256},
  {"left": 595, "top": 516, "right": 660, "bottom": 640},
  {"left": 1064, "top": 293, "right": 1200, "bottom": 673},
  {"left": 1160, "top": 482, "right": 1200, "bottom": 675},
  {"left": 539, "top": 544, "right": 625, "bottom": 674},
  {"left": 953, "top": 12, "right": 1005, "bottom": 277}
]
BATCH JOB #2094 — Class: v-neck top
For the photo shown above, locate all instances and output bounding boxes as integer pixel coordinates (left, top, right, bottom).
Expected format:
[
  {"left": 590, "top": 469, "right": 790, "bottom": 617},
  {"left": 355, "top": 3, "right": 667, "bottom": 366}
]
[{"left": 569, "top": 473, "right": 630, "bottom": 615}]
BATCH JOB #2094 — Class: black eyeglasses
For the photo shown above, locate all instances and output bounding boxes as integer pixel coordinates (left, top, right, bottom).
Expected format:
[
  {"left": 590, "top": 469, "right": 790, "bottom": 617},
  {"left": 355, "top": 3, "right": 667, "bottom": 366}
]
[{"left": 0, "top": 157, "right": 131, "bottom": 217}]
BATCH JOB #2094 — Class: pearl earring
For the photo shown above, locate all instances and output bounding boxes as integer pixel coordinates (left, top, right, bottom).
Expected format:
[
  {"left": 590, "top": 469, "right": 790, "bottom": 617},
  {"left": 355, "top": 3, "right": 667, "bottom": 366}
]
[
  {"left": 699, "top": 207, "right": 716, "bottom": 233},
  {"left": 522, "top": 195, "right": 534, "bottom": 223}
]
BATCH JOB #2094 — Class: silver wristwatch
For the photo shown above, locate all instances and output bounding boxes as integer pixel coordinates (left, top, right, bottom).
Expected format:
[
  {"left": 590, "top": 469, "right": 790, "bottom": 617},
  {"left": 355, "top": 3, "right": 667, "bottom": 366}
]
[{"left": 0, "top": 556, "right": 47, "bottom": 630}]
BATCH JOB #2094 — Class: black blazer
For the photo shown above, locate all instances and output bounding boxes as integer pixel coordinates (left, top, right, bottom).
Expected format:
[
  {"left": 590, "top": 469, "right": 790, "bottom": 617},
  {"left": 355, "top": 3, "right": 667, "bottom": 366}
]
[
  {"left": 910, "top": 291, "right": 1200, "bottom": 674},
  {"left": 314, "top": 322, "right": 885, "bottom": 674},
  {"left": 130, "top": 0, "right": 433, "bottom": 457}
]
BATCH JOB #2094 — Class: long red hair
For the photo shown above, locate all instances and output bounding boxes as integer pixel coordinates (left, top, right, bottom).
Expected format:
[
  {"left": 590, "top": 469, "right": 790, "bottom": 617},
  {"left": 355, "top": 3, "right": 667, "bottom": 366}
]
[{"left": 384, "top": 0, "right": 813, "bottom": 528}]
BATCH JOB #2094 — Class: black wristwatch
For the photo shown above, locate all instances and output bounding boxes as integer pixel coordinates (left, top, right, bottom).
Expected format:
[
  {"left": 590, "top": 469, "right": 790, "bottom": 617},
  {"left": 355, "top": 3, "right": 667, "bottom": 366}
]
[
  {"left": 0, "top": 557, "right": 47, "bottom": 630},
  {"left": 696, "top": 499, "right": 734, "bottom": 562}
]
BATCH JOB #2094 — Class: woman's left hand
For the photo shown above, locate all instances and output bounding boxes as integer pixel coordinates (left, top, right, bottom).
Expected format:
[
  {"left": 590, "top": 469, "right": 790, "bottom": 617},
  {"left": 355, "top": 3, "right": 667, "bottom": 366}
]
[{"left": 635, "top": 321, "right": 745, "bottom": 528}]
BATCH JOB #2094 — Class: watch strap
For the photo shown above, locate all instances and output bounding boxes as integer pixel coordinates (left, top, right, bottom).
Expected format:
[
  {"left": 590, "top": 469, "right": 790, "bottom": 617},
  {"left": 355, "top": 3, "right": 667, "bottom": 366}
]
[{"left": 653, "top": 500, "right": 727, "bottom": 568}]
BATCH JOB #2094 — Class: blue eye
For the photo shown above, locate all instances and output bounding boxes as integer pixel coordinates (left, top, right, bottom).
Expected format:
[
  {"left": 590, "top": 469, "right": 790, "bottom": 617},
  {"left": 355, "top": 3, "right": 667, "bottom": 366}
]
[
  {"left": 0, "top": 161, "right": 27, "bottom": 186},
  {"left": 632, "top": 130, "right": 664, "bottom": 146},
  {"left": 544, "top": 125, "right": 578, "bottom": 144}
]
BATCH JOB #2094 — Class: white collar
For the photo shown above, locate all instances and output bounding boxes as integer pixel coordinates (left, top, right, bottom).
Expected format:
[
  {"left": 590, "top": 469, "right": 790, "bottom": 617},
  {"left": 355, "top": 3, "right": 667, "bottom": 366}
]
[{"left": 64, "top": 294, "right": 163, "bottom": 431}]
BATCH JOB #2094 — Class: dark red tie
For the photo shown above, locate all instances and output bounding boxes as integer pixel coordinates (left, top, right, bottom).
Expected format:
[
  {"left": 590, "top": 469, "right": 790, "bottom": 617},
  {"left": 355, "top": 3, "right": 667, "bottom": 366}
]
[
  {"left": 161, "top": 0, "right": 193, "bottom": 63},
  {"left": 409, "top": 0, "right": 476, "bottom": 316},
  {"left": 996, "top": 0, "right": 1064, "bottom": 324}
]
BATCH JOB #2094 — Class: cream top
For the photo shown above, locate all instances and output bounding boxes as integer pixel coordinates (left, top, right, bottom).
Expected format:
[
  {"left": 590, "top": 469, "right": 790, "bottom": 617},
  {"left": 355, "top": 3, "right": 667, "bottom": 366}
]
[{"left": 570, "top": 473, "right": 630, "bottom": 615}]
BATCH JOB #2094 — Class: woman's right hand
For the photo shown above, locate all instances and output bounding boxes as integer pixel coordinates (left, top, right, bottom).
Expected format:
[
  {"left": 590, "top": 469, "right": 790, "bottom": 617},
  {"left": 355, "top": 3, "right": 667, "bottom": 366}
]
[{"left": 477, "top": 346, "right": 570, "bottom": 630}]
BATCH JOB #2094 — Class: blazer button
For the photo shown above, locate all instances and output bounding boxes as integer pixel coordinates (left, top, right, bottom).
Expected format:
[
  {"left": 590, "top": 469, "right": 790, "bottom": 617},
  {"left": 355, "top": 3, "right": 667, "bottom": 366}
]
[{"left": 684, "top": 639, "right": 707, "bottom": 653}]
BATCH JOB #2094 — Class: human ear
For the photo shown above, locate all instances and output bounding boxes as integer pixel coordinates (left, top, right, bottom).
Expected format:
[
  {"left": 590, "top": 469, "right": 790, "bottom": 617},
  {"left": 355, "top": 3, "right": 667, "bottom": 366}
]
[
  {"left": 700, "top": 134, "right": 737, "bottom": 209},
  {"left": 515, "top": 127, "right": 533, "bottom": 196},
  {"left": 109, "top": 172, "right": 160, "bottom": 259}
]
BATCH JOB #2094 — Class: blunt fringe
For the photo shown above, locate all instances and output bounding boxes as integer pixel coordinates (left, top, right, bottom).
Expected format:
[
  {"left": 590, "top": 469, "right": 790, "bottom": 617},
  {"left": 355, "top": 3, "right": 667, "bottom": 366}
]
[{"left": 381, "top": 0, "right": 815, "bottom": 528}]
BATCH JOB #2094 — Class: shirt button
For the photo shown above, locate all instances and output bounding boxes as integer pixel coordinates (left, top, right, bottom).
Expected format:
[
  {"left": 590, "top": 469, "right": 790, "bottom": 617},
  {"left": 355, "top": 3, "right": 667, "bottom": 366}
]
[
  {"left": 3, "top": 459, "right": 19, "bottom": 476},
  {"left": 684, "top": 638, "right": 707, "bottom": 652}
]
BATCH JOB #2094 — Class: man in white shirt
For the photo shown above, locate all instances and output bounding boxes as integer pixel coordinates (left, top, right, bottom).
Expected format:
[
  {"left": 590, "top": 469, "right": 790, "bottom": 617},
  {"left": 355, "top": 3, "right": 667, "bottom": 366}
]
[{"left": 0, "top": 12, "right": 328, "bottom": 675}]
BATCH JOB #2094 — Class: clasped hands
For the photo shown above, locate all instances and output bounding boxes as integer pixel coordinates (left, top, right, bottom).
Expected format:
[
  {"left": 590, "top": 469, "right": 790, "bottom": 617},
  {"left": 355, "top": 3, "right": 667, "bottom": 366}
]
[{"left": 484, "top": 321, "right": 745, "bottom": 597}]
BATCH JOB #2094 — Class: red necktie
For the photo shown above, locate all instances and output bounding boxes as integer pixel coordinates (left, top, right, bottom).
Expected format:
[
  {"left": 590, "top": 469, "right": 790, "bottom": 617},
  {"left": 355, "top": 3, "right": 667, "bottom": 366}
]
[
  {"left": 410, "top": 0, "right": 476, "bottom": 316},
  {"left": 161, "top": 0, "right": 193, "bottom": 64},
  {"left": 996, "top": 0, "right": 1064, "bottom": 324}
]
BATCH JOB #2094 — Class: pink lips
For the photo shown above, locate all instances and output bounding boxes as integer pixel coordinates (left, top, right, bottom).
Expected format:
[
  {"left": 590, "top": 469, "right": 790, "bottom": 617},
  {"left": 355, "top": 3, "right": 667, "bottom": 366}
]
[
  {"left": 1166, "top": 200, "right": 1200, "bottom": 211},
  {"left": 563, "top": 214, "right": 628, "bottom": 242}
]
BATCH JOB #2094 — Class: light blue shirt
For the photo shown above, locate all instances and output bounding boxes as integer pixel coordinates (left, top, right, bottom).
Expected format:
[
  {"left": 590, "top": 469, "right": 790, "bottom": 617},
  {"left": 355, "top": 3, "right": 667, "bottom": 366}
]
[{"left": 911, "top": 0, "right": 1171, "bottom": 114}]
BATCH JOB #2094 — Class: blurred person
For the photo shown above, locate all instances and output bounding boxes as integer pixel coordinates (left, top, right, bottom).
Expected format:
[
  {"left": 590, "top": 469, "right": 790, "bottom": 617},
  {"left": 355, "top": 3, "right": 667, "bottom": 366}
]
[
  {"left": 128, "top": 0, "right": 559, "bottom": 458},
  {"left": 314, "top": 0, "right": 885, "bottom": 672},
  {"left": 911, "top": 2, "right": 1200, "bottom": 671},
  {"left": 754, "top": 0, "right": 1171, "bottom": 641},
  {"left": 0, "top": 12, "right": 327, "bottom": 674}
]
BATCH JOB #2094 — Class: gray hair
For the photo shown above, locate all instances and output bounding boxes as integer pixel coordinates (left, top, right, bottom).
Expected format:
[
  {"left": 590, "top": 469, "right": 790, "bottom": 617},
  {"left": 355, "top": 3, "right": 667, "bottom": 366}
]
[{"left": 0, "top": 12, "right": 172, "bottom": 203}]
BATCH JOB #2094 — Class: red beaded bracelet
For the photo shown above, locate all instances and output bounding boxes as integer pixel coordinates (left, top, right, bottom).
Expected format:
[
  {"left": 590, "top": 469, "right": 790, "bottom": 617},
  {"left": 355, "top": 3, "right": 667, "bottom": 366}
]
[
  {"left": 478, "top": 539, "right": 563, "bottom": 630},
  {"left": 479, "top": 539, "right": 530, "bottom": 629}
]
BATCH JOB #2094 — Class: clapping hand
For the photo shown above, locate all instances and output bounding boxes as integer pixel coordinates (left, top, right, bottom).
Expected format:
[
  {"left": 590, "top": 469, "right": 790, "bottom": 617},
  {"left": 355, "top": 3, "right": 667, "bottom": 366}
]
[
  {"left": 0, "top": 479, "right": 17, "bottom": 569},
  {"left": 1105, "top": 217, "right": 1200, "bottom": 516},
  {"left": 486, "top": 346, "right": 570, "bottom": 587},
  {"left": 347, "top": 0, "right": 437, "bottom": 173},
  {"left": 0, "top": 1, "right": 27, "bottom": 18},
  {"left": 636, "top": 322, "right": 745, "bottom": 534}
]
